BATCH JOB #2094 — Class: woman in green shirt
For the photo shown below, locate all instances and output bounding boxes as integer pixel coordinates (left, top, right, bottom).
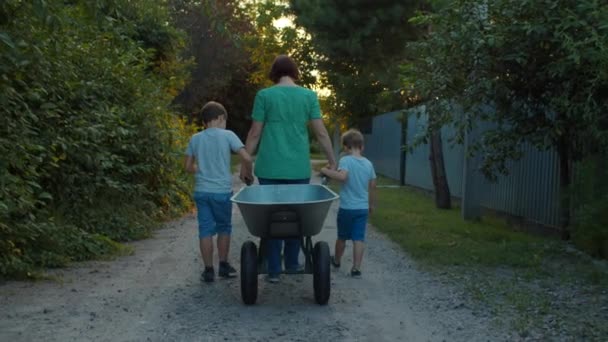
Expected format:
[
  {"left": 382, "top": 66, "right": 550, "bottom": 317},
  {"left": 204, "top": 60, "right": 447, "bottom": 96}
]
[{"left": 241, "top": 55, "right": 337, "bottom": 283}]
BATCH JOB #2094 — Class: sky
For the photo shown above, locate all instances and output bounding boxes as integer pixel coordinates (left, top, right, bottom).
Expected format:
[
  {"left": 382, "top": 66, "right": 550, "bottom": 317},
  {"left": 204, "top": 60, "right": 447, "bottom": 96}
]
[
  {"left": 272, "top": 15, "right": 331, "bottom": 97},
  {"left": 273, "top": 16, "right": 293, "bottom": 29}
]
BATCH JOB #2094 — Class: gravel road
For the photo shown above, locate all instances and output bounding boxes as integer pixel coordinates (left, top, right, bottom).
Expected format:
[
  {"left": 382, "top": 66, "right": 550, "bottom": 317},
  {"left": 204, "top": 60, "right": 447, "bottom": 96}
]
[{"left": 0, "top": 174, "right": 509, "bottom": 341}]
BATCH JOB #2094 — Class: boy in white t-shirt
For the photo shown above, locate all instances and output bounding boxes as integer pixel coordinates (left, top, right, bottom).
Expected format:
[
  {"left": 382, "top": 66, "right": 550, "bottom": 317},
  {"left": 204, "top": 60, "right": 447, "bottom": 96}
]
[
  {"left": 185, "top": 101, "right": 252, "bottom": 282},
  {"left": 320, "top": 129, "right": 376, "bottom": 277}
]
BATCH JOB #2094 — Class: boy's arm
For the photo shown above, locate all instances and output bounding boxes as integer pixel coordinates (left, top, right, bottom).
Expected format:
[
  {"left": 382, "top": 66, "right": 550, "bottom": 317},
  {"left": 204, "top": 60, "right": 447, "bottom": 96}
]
[
  {"left": 184, "top": 155, "right": 197, "bottom": 174},
  {"left": 320, "top": 167, "right": 348, "bottom": 182},
  {"left": 368, "top": 178, "right": 377, "bottom": 214},
  {"left": 237, "top": 147, "right": 252, "bottom": 164}
]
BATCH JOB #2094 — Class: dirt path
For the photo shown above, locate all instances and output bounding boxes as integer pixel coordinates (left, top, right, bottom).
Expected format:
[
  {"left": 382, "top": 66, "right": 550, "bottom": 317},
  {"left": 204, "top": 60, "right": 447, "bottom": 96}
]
[{"left": 0, "top": 174, "right": 509, "bottom": 341}]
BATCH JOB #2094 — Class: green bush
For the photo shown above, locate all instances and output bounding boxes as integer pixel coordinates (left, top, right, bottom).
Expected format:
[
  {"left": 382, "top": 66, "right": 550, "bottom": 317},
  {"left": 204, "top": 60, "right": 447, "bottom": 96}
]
[
  {"left": 574, "top": 198, "right": 608, "bottom": 258},
  {"left": 572, "top": 156, "right": 608, "bottom": 259},
  {"left": 0, "top": 0, "right": 192, "bottom": 278}
]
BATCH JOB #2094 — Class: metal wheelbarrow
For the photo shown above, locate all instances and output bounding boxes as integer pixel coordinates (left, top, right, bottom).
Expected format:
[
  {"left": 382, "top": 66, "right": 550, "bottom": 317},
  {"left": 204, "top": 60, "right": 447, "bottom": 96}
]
[{"left": 231, "top": 184, "right": 339, "bottom": 305}]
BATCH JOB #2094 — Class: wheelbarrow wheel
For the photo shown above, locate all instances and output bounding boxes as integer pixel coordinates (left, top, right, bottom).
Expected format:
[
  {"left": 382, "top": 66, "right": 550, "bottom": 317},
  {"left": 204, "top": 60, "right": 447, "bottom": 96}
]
[
  {"left": 240, "top": 241, "right": 258, "bottom": 305},
  {"left": 313, "top": 241, "right": 330, "bottom": 305}
]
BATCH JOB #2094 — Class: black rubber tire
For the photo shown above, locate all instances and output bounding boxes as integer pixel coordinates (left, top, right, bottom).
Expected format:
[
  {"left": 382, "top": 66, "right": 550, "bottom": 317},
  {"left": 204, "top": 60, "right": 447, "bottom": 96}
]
[
  {"left": 240, "top": 241, "right": 258, "bottom": 305},
  {"left": 313, "top": 241, "right": 330, "bottom": 305}
]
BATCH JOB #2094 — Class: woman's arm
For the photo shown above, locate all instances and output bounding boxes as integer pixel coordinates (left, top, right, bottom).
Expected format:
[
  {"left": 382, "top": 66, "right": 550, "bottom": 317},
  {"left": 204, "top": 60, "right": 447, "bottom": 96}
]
[
  {"left": 245, "top": 121, "right": 264, "bottom": 156},
  {"left": 237, "top": 147, "right": 253, "bottom": 185},
  {"left": 310, "top": 119, "right": 337, "bottom": 170}
]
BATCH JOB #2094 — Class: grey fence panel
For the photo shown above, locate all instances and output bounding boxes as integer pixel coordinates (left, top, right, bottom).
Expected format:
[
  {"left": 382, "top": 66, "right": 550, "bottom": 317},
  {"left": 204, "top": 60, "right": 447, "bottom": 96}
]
[
  {"left": 363, "top": 111, "right": 403, "bottom": 181},
  {"left": 475, "top": 142, "right": 561, "bottom": 227},
  {"left": 404, "top": 114, "right": 433, "bottom": 191},
  {"left": 404, "top": 114, "right": 464, "bottom": 197},
  {"left": 363, "top": 108, "right": 561, "bottom": 228}
]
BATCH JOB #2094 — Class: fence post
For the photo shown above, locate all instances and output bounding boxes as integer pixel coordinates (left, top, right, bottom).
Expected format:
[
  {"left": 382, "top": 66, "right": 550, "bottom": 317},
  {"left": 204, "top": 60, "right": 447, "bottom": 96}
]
[
  {"left": 400, "top": 112, "right": 407, "bottom": 186},
  {"left": 461, "top": 127, "right": 482, "bottom": 220}
]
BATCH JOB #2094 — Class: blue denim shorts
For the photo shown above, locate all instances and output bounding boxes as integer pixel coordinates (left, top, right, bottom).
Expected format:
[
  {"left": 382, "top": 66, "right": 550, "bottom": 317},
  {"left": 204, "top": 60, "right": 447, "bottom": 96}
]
[
  {"left": 193, "top": 192, "right": 232, "bottom": 238},
  {"left": 337, "top": 208, "right": 368, "bottom": 241}
]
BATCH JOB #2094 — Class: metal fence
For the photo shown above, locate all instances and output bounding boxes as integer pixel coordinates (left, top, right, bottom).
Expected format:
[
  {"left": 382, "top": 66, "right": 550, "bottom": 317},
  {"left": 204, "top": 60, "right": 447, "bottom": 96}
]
[
  {"left": 362, "top": 111, "right": 403, "bottom": 181},
  {"left": 362, "top": 110, "right": 561, "bottom": 228}
]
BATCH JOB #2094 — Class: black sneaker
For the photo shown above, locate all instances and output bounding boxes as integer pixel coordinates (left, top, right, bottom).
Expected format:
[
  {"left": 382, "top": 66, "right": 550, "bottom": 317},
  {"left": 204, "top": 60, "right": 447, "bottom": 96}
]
[
  {"left": 218, "top": 262, "right": 237, "bottom": 278},
  {"left": 202, "top": 267, "right": 215, "bottom": 283},
  {"left": 331, "top": 256, "right": 341, "bottom": 268},
  {"left": 350, "top": 268, "right": 361, "bottom": 278}
]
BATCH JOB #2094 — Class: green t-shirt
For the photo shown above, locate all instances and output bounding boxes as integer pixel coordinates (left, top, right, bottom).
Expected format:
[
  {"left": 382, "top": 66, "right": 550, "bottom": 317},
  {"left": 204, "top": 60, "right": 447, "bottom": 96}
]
[{"left": 252, "top": 85, "right": 321, "bottom": 179}]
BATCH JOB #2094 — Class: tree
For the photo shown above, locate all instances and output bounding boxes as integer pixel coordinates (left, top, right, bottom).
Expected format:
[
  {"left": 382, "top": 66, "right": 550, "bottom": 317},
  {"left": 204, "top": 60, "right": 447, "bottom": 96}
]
[
  {"left": 171, "top": 0, "right": 317, "bottom": 139},
  {"left": 170, "top": 0, "right": 258, "bottom": 138},
  {"left": 0, "top": 0, "right": 192, "bottom": 277},
  {"left": 429, "top": 128, "right": 452, "bottom": 209},
  {"left": 409, "top": 0, "right": 608, "bottom": 237},
  {"left": 289, "top": 0, "right": 424, "bottom": 123},
  {"left": 290, "top": 0, "right": 455, "bottom": 208}
]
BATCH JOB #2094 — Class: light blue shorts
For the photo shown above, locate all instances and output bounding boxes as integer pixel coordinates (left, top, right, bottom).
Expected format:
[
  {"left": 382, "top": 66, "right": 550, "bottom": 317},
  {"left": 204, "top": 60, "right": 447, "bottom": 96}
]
[
  {"left": 337, "top": 208, "right": 368, "bottom": 241},
  {"left": 193, "top": 192, "right": 232, "bottom": 238}
]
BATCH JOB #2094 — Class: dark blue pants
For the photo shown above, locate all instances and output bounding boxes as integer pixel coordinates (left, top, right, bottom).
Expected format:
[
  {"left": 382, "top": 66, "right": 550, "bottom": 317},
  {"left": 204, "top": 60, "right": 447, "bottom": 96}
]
[{"left": 258, "top": 177, "right": 310, "bottom": 276}]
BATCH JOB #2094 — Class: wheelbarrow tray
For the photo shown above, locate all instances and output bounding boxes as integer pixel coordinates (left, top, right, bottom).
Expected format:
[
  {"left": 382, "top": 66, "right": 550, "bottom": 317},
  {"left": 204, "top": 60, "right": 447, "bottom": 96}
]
[{"left": 231, "top": 184, "right": 339, "bottom": 238}]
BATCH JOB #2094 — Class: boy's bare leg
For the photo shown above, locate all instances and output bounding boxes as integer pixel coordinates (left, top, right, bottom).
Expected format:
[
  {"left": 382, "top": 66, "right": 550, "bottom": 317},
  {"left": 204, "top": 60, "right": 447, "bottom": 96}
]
[
  {"left": 217, "top": 234, "right": 230, "bottom": 262},
  {"left": 200, "top": 237, "right": 214, "bottom": 267},
  {"left": 334, "top": 239, "right": 346, "bottom": 263},
  {"left": 353, "top": 241, "right": 365, "bottom": 270}
]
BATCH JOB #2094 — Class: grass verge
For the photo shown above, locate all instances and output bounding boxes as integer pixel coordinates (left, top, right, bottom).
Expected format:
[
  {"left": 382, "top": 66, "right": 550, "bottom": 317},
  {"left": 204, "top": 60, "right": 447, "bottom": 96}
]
[
  {"left": 370, "top": 185, "right": 549, "bottom": 268},
  {"left": 369, "top": 182, "right": 608, "bottom": 340}
]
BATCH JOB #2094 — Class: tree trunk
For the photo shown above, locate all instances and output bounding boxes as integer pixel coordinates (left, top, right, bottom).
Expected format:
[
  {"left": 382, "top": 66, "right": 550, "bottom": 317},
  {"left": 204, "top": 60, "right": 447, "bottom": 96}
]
[
  {"left": 429, "top": 129, "right": 451, "bottom": 209},
  {"left": 558, "top": 135, "right": 572, "bottom": 240}
]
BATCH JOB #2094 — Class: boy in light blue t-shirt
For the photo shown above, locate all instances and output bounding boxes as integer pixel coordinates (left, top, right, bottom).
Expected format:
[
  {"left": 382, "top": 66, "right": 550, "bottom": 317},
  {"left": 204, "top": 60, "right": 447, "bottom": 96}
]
[
  {"left": 321, "top": 129, "right": 376, "bottom": 277},
  {"left": 185, "top": 101, "right": 252, "bottom": 283}
]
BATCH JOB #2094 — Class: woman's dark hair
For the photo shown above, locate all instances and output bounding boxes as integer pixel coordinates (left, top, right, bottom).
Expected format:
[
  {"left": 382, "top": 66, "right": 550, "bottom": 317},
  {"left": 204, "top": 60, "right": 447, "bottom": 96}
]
[
  {"left": 268, "top": 55, "right": 299, "bottom": 83},
  {"left": 197, "top": 101, "right": 227, "bottom": 126}
]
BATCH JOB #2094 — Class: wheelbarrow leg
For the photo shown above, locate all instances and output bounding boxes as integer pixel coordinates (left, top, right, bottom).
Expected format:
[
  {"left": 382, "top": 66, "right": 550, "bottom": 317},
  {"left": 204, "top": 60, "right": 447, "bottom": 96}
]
[
  {"left": 302, "top": 236, "right": 313, "bottom": 274},
  {"left": 257, "top": 238, "right": 268, "bottom": 274}
]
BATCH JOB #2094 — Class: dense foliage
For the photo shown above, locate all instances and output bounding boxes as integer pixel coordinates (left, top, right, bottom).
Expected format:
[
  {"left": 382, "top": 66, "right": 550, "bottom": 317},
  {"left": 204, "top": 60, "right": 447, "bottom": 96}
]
[
  {"left": 572, "top": 156, "right": 608, "bottom": 258},
  {"left": 0, "top": 0, "right": 192, "bottom": 277},
  {"left": 172, "top": 0, "right": 317, "bottom": 139},
  {"left": 408, "top": 0, "right": 608, "bottom": 243},
  {"left": 408, "top": 0, "right": 608, "bottom": 177}
]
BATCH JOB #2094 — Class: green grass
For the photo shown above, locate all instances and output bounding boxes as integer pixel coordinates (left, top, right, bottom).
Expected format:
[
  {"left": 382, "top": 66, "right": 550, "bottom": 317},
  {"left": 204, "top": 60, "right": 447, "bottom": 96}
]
[
  {"left": 370, "top": 186, "right": 550, "bottom": 268},
  {"left": 375, "top": 175, "right": 400, "bottom": 187}
]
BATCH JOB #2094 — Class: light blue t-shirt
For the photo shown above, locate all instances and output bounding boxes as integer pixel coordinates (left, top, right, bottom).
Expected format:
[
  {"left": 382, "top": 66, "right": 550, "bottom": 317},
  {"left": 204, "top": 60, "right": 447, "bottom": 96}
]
[
  {"left": 185, "top": 128, "right": 244, "bottom": 193},
  {"left": 338, "top": 155, "right": 376, "bottom": 210}
]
